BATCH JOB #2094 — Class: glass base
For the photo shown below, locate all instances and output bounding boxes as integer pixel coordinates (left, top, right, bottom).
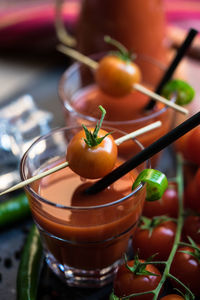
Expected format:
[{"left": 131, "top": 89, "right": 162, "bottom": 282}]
[{"left": 45, "top": 252, "right": 122, "bottom": 288}]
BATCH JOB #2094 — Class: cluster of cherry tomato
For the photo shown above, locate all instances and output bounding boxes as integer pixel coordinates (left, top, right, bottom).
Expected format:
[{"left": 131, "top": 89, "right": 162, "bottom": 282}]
[
  {"left": 111, "top": 180, "right": 200, "bottom": 299},
  {"left": 176, "top": 126, "right": 200, "bottom": 242},
  {"left": 176, "top": 126, "right": 200, "bottom": 167},
  {"left": 175, "top": 126, "right": 200, "bottom": 218},
  {"left": 110, "top": 122, "right": 200, "bottom": 299}
]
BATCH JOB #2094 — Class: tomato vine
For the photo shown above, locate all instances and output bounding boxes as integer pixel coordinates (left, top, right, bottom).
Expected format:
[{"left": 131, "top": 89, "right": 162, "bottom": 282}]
[{"left": 111, "top": 154, "right": 196, "bottom": 300}]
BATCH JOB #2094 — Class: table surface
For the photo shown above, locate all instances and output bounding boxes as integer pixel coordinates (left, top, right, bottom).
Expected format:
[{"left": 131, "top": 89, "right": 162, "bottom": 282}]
[{"left": 0, "top": 50, "right": 200, "bottom": 300}]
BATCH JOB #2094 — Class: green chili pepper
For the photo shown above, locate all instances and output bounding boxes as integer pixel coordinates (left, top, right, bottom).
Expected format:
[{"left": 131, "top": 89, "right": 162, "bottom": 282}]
[
  {"left": 132, "top": 169, "right": 168, "bottom": 201},
  {"left": 0, "top": 193, "right": 30, "bottom": 228},
  {"left": 109, "top": 292, "right": 120, "bottom": 300},
  {"left": 17, "top": 224, "right": 43, "bottom": 300},
  {"left": 161, "top": 79, "right": 195, "bottom": 105}
]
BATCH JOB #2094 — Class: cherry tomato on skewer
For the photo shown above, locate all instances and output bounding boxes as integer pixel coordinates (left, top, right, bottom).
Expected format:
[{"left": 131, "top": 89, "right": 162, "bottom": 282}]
[
  {"left": 96, "top": 54, "right": 142, "bottom": 97},
  {"left": 95, "top": 36, "right": 142, "bottom": 98},
  {"left": 66, "top": 105, "right": 118, "bottom": 179},
  {"left": 66, "top": 127, "right": 117, "bottom": 179},
  {"left": 95, "top": 36, "right": 195, "bottom": 107}
]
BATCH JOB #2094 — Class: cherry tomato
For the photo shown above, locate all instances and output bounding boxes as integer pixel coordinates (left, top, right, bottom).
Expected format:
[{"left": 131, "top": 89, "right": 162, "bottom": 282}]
[
  {"left": 176, "top": 126, "right": 200, "bottom": 166},
  {"left": 184, "top": 168, "right": 200, "bottom": 213},
  {"left": 95, "top": 55, "right": 142, "bottom": 97},
  {"left": 185, "top": 126, "right": 200, "bottom": 165},
  {"left": 132, "top": 220, "right": 176, "bottom": 261},
  {"left": 143, "top": 183, "right": 178, "bottom": 218},
  {"left": 174, "top": 129, "right": 190, "bottom": 155},
  {"left": 184, "top": 180, "right": 197, "bottom": 212},
  {"left": 66, "top": 128, "right": 118, "bottom": 179},
  {"left": 160, "top": 295, "right": 185, "bottom": 300},
  {"left": 193, "top": 165, "right": 200, "bottom": 187},
  {"left": 183, "top": 215, "right": 200, "bottom": 244},
  {"left": 170, "top": 245, "right": 200, "bottom": 296},
  {"left": 113, "top": 259, "right": 161, "bottom": 300}
]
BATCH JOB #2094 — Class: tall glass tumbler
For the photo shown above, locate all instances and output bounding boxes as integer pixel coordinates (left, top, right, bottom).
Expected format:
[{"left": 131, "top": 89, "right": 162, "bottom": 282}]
[{"left": 20, "top": 126, "right": 149, "bottom": 287}]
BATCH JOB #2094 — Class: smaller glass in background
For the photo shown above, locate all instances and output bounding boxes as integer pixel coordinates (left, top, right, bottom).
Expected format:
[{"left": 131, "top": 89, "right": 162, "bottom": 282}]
[{"left": 0, "top": 94, "right": 53, "bottom": 192}]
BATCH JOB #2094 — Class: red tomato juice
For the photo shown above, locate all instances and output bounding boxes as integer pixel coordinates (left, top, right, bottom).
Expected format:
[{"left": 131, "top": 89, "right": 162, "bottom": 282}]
[{"left": 28, "top": 162, "right": 145, "bottom": 271}]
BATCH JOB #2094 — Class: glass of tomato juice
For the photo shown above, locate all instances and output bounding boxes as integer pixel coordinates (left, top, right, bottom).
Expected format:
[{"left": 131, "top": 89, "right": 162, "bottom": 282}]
[
  {"left": 58, "top": 54, "right": 175, "bottom": 166},
  {"left": 20, "top": 125, "right": 149, "bottom": 287}
]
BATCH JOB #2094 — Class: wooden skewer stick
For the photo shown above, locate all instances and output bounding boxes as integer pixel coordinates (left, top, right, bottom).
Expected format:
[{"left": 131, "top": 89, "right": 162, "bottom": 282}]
[
  {"left": 55, "top": 0, "right": 77, "bottom": 48},
  {"left": 114, "top": 121, "right": 162, "bottom": 145},
  {"left": 0, "top": 162, "right": 69, "bottom": 197},
  {"left": 57, "top": 44, "right": 189, "bottom": 116},
  {"left": 58, "top": 44, "right": 98, "bottom": 70},
  {"left": 0, "top": 121, "right": 161, "bottom": 196},
  {"left": 133, "top": 84, "right": 188, "bottom": 115}
]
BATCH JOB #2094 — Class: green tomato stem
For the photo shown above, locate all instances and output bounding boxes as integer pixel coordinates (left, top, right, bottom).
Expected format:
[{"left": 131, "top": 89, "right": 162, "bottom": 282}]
[
  {"left": 167, "top": 274, "right": 195, "bottom": 299},
  {"left": 96, "top": 105, "right": 106, "bottom": 135},
  {"left": 104, "top": 35, "right": 129, "bottom": 57},
  {"left": 179, "top": 241, "right": 200, "bottom": 251},
  {"left": 121, "top": 290, "right": 155, "bottom": 299},
  {"left": 83, "top": 105, "right": 110, "bottom": 147},
  {"left": 151, "top": 154, "right": 194, "bottom": 300},
  {"left": 142, "top": 261, "right": 167, "bottom": 265}
]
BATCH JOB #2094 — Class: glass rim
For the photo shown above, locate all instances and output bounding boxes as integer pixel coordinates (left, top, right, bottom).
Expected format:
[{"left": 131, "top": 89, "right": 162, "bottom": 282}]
[
  {"left": 20, "top": 125, "right": 148, "bottom": 210},
  {"left": 58, "top": 54, "right": 171, "bottom": 126}
]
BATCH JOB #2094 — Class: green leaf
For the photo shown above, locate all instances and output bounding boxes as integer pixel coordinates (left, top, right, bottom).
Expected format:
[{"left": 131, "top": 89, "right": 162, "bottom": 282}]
[
  {"left": 179, "top": 250, "right": 197, "bottom": 257},
  {"left": 125, "top": 253, "right": 159, "bottom": 277},
  {"left": 145, "top": 253, "right": 159, "bottom": 263},
  {"left": 132, "top": 169, "right": 168, "bottom": 201},
  {"left": 139, "top": 215, "right": 173, "bottom": 238},
  {"left": 178, "top": 237, "right": 200, "bottom": 262},
  {"left": 93, "top": 123, "right": 99, "bottom": 139},
  {"left": 187, "top": 236, "right": 198, "bottom": 249},
  {"left": 139, "top": 216, "right": 152, "bottom": 229},
  {"left": 187, "top": 236, "right": 200, "bottom": 261},
  {"left": 109, "top": 292, "right": 120, "bottom": 300},
  {"left": 82, "top": 106, "right": 111, "bottom": 147},
  {"left": 161, "top": 79, "right": 195, "bottom": 105},
  {"left": 82, "top": 124, "right": 93, "bottom": 147},
  {"left": 96, "top": 132, "right": 111, "bottom": 144}
]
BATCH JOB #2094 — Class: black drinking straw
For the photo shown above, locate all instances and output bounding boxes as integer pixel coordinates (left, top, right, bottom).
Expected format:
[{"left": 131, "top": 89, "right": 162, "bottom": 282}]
[
  {"left": 86, "top": 111, "right": 200, "bottom": 194},
  {"left": 145, "top": 28, "right": 198, "bottom": 110}
]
